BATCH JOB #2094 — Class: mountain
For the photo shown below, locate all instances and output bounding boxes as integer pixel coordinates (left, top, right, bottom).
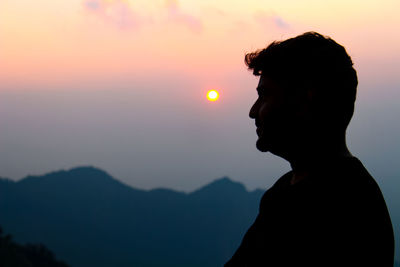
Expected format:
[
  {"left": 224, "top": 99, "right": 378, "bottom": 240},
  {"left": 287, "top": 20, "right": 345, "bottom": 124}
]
[{"left": 0, "top": 167, "right": 264, "bottom": 267}]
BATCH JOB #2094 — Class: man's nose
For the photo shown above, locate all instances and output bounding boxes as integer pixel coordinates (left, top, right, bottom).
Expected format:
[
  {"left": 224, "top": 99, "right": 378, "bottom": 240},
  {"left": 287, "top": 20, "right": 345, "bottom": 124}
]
[{"left": 249, "top": 101, "right": 258, "bottom": 119}]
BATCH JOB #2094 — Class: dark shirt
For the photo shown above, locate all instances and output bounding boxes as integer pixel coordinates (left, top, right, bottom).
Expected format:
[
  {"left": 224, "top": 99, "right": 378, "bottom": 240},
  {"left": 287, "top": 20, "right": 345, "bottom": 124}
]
[{"left": 225, "top": 157, "right": 394, "bottom": 266}]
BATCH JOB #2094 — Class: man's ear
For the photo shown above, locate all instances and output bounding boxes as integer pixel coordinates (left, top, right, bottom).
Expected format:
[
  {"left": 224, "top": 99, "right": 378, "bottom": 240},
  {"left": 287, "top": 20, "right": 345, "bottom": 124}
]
[
  {"left": 305, "top": 87, "right": 318, "bottom": 111},
  {"left": 295, "top": 88, "right": 314, "bottom": 118},
  {"left": 306, "top": 88, "right": 314, "bottom": 103}
]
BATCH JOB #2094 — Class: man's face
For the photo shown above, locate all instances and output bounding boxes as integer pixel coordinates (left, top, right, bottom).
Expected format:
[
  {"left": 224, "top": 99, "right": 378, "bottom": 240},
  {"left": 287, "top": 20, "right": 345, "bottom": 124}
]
[{"left": 249, "top": 75, "right": 300, "bottom": 154}]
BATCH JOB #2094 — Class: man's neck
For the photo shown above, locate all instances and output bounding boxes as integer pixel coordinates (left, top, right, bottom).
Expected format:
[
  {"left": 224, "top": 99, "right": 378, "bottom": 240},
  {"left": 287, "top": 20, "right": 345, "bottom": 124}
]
[{"left": 287, "top": 138, "right": 353, "bottom": 185}]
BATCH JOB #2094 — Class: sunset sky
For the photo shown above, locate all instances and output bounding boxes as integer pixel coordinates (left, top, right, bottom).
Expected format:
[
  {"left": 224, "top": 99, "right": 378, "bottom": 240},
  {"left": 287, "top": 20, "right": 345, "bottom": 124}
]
[
  {"left": 1, "top": 0, "right": 400, "bottom": 257},
  {"left": 1, "top": 0, "right": 399, "bottom": 191}
]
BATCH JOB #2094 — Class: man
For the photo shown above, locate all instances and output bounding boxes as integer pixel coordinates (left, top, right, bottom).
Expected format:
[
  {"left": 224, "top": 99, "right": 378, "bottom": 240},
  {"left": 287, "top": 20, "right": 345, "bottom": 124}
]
[{"left": 225, "top": 32, "right": 394, "bottom": 266}]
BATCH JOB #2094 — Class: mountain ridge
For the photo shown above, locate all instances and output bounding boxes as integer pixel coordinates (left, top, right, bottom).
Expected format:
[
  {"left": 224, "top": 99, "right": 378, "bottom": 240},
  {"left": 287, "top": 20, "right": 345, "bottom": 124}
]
[
  {"left": 2, "top": 165, "right": 262, "bottom": 195},
  {"left": 0, "top": 166, "right": 264, "bottom": 267}
]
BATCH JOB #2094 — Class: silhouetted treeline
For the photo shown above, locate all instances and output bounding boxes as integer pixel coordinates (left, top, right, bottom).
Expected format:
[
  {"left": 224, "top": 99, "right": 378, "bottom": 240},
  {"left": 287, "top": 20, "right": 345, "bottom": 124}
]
[{"left": 0, "top": 227, "right": 69, "bottom": 267}]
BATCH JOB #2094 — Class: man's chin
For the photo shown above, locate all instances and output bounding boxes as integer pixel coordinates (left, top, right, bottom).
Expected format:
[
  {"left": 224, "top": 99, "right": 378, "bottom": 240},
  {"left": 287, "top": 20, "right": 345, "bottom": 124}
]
[{"left": 256, "top": 138, "right": 270, "bottom": 152}]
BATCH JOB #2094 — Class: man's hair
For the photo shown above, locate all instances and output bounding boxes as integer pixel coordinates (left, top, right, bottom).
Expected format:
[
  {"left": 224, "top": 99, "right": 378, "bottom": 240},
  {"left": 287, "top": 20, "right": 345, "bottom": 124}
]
[{"left": 245, "top": 31, "right": 358, "bottom": 131}]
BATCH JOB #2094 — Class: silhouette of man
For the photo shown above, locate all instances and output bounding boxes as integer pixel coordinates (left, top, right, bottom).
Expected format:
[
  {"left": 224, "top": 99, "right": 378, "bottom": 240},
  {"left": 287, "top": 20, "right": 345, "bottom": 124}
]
[{"left": 225, "top": 32, "right": 394, "bottom": 266}]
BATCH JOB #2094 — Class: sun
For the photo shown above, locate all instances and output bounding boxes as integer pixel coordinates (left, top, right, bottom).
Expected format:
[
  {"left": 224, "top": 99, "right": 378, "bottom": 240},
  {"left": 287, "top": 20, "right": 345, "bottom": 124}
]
[{"left": 207, "top": 90, "right": 219, "bottom": 101}]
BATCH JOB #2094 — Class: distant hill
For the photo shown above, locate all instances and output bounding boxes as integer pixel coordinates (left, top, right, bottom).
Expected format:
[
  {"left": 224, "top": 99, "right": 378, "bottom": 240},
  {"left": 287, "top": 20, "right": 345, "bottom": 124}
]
[
  {"left": 0, "top": 167, "right": 264, "bottom": 267},
  {"left": 0, "top": 227, "right": 69, "bottom": 267}
]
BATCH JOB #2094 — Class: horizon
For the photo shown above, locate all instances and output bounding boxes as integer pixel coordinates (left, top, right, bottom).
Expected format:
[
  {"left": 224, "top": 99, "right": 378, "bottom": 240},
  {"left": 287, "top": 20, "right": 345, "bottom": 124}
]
[{"left": 1, "top": 164, "right": 265, "bottom": 193}]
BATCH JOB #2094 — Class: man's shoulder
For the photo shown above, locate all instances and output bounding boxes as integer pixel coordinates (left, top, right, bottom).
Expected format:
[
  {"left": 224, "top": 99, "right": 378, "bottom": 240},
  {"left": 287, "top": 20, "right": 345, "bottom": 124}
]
[
  {"left": 334, "top": 156, "right": 381, "bottom": 191},
  {"left": 323, "top": 156, "right": 390, "bottom": 220}
]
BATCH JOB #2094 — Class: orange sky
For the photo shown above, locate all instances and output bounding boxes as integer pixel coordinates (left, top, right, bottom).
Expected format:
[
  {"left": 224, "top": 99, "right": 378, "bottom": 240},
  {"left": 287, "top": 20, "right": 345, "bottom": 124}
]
[{"left": 1, "top": 0, "right": 400, "bottom": 90}]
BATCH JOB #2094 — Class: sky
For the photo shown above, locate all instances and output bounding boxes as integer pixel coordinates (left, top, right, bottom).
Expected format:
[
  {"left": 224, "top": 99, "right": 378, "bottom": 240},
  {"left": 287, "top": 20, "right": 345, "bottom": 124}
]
[
  {"left": 1, "top": 0, "right": 399, "bottom": 213},
  {"left": 1, "top": 0, "right": 400, "bottom": 259}
]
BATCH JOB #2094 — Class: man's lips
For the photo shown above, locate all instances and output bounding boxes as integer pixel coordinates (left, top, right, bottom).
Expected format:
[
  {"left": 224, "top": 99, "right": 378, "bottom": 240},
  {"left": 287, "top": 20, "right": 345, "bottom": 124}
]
[{"left": 255, "top": 121, "right": 262, "bottom": 136}]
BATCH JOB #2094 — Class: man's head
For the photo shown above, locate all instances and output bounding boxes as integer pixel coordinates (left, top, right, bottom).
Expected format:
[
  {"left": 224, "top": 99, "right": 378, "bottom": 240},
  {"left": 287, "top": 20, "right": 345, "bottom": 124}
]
[{"left": 247, "top": 32, "right": 358, "bottom": 156}]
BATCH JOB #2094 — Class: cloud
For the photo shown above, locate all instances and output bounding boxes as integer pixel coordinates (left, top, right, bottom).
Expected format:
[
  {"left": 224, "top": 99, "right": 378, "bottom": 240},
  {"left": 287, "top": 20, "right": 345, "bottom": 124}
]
[
  {"left": 273, "top": 16, "right": 289, "bottom": 29},
  {"left": 85, "top": 0, "right": 101, "bottom": 10},
  {"left": 254, "top": 11, "right": 291, "bottom": 30},
  {"left": 165, "top": 0, "right": 203, "bottom": 34},
  {"left": 84, "top": 0, "right": 139, "bottom": 30}
]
